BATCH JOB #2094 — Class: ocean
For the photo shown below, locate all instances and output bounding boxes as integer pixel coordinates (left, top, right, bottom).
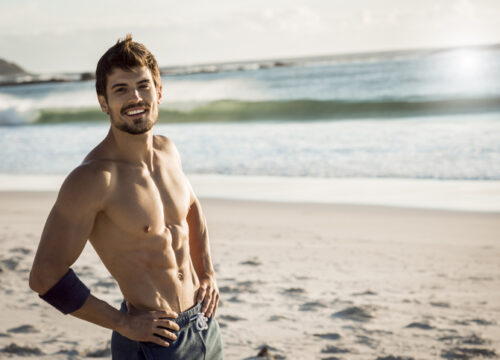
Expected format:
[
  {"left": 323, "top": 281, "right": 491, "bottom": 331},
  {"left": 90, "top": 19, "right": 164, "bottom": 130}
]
[{"left": 1, "top": 45, "right": 500, "bottom": 181}]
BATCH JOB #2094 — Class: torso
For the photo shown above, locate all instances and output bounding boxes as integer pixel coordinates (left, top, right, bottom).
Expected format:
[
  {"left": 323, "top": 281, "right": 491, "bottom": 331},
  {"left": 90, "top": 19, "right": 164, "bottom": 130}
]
[{"left": 86, "top": 136, "right": 199, "bottom": 313}]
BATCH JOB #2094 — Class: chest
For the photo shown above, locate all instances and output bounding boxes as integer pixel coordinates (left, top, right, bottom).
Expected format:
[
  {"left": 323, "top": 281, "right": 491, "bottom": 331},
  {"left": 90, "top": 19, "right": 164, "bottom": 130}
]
[{"left": 105, "top": 163, "right": 191, "bottom": 236}]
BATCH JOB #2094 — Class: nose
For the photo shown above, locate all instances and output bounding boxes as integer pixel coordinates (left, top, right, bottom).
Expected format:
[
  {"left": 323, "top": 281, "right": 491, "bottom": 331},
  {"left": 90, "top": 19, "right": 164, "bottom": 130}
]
[{"left": 127, "top": 88, "right": 142, "bottom": 102}]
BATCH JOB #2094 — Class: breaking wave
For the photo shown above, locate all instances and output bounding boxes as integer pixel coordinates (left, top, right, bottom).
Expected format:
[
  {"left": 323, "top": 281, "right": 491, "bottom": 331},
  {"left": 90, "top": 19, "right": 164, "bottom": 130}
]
[{"left": 2, "top": 97, "right": 500, "bottom": 126}]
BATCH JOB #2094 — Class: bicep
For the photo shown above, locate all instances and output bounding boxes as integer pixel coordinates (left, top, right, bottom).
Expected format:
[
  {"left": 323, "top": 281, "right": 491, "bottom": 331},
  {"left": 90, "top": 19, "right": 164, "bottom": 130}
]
[
  {"left": 37, "top": 199, "right": 96, "bottom": 268},
  {"left": 31, "top": 167, "right": 106, "bottom": 291}
]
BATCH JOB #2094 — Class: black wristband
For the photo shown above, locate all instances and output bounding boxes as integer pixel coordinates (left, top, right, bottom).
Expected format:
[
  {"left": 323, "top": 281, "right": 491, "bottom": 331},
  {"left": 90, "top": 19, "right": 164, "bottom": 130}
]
[{"left": 39, "top": 268, "right": 91, "bottom": 314}]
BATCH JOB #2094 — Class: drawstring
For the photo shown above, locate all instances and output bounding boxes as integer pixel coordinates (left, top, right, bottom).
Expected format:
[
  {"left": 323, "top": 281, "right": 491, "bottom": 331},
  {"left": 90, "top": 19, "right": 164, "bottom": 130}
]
[{"left": 189, "top": 312, "right": 209, "bottom": 332}]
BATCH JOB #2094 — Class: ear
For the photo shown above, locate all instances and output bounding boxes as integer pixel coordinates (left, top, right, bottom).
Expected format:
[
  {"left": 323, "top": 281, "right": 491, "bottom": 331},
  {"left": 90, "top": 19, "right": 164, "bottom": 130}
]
[
  {"left": 157, "top": 85, "right": 163, "bottom": 104},
  {"left": 98, "top": 95, "right": 109, "bottom": 114}
]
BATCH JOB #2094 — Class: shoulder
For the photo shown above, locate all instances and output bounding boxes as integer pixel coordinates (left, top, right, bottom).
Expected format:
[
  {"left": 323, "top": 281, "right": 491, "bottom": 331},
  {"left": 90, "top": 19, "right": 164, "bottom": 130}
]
[
  {"left": 56, "top": 161, "right": 113, "bottom": 212},
  {"left": 65, "top": 160, "right": 112, "bottom": 188},
  {"left": 154, "top": 134, "right": 176, "bottom": 151},
  {"left": 154, "top": 135, "right": 182, "bottom": 163}
]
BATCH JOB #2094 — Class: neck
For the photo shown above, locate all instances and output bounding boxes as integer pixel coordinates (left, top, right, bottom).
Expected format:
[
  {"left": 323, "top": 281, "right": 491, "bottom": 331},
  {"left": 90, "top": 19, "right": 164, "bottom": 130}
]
[{"left": 107, "top": 126, "right": 155, "bottom": 171}]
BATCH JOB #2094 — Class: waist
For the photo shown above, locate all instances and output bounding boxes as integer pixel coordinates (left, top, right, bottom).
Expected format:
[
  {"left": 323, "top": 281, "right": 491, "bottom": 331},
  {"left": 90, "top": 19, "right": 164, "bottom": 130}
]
[
  {"left": 120, "top": 301, "right": 203, "bottom": 328},
  {"left": 114, "top": 268, "right": 199, "bottom": 312}
]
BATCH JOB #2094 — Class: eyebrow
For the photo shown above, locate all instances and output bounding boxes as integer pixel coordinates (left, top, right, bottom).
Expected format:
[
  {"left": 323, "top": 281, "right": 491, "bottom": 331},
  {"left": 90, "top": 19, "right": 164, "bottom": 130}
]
[{"left": 110, "top": 78, "right": 151, "bottom": 89}]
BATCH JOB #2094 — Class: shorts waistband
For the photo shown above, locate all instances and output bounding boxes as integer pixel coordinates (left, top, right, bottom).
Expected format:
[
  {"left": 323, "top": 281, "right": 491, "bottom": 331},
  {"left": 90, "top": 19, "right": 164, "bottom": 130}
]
[
  {"left": 120, "top": 301, "right": 204, "bottom": 329},
  {"left": 173, "top": 302, "right": 203, "bottom": 328}
]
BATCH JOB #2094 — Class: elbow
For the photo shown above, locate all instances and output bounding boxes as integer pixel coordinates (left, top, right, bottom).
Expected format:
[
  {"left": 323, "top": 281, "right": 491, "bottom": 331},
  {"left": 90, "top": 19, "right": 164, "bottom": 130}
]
[
  {"left": 29, "top": 267, "right": 44, "bottom": 294},
  {"left": 29, "top": 262, "right": 69, "bottom": 294},
  {"left": 29, "top": 264, "right": 52, "bottom": 294}
]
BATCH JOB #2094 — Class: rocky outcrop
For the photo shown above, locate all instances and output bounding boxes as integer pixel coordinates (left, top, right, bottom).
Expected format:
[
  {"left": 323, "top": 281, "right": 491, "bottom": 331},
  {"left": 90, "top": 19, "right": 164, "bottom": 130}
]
[{"left": 0, "top": 58, "right": 28, "bottom": 76}]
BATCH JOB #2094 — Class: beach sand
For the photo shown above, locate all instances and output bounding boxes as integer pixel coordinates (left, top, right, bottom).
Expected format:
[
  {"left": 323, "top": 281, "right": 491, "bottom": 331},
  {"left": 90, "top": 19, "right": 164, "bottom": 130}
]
[{"left": 0, "top": 191, "right": 499, "bottom": 359}]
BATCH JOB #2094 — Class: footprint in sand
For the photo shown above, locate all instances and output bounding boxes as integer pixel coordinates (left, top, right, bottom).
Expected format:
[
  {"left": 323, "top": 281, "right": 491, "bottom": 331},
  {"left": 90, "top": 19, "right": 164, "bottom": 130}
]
[
  {"left": 9, "top": 247, "right": 31, "bottom": 255},
  {"left": 282, "top": 287, "right": 306, "bottom": 297},
  {"left": 331, "top": 306, "right": 374, "bottom": 322},
  {"left": 321, "top": 345, "right": 351, "bottom": 354},
  {"left": 55, "top": 349, "right": 80, "bottom": 356},
  {"left": 234, "top": 280, "right": 263, "bottom": 294},
  {"left": 376, "top": 356, "right": 414, "bottom": 360},
  {"left": 441, "top": 347, "right": 497, "bottom": 359},
  {"left": 313, "top": 333, "right": 341, "bottom": 340},
  {"left": 352, "top": 290, "right": 377, "bottom": 296},
  {"left": 7, "top": 325, "right": 39, "bottom": 334},
  {"left": 240, "top": 259, "right": 261, "bottom": 266},
  {"left": 219, "top": 314, "right": 246, "bottom": 322},
  {"left": 355, "top": 334, "right": 378, "bottom": 349},
  {"left": 268, "top": 315, "right": 289, "bottom": 322},
  {"left": 466, "top": 318, "right": 495, "bottom": 326},
  {"left": 241, "top": 345, "right": 286, "bottom": 360},
  {"left": 405, "top": 322, "right": 434, "bottom": 330},
  {"left": 438, "top": 333, "right": 489, "bottom": 346},
  {"left": 0, "top": 343, "right": 44, "bottom": 356},
  {"left": 0, "top": 258, "right": 19, "bottom": 271},
  {"left": 299, "top": 301, "right": 327, "bottom": 311},
  {"left": 430, "top": 301, "right": 450, "bottom": 308}
]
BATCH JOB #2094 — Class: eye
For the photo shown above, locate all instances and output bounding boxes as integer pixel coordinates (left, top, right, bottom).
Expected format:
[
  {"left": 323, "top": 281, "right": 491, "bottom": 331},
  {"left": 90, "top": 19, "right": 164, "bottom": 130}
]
[
  {"left": 139, "top": 84, "right": 150, "bottom": 89},
  {"left": 115, "top": 87, "right": 125, "bottom": 93}
]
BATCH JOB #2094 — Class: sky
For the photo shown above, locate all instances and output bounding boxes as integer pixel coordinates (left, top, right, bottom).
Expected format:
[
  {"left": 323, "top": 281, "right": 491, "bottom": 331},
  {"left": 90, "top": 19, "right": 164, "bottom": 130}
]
[{"left": 0, "top": 0, "right": 500, "bottom": 74}]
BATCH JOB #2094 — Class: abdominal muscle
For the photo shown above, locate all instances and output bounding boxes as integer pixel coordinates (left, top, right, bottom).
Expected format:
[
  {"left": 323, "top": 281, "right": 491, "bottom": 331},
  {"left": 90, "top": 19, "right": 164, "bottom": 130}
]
[{"left": 89, "top": 218, "right": 200, "bottom": 314}]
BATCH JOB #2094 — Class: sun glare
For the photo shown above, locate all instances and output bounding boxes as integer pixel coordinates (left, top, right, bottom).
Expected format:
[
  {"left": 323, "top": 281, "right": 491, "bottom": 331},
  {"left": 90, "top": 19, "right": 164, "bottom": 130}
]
[{"left": 449, "top": 49, "right": 486, "bottom": 78}]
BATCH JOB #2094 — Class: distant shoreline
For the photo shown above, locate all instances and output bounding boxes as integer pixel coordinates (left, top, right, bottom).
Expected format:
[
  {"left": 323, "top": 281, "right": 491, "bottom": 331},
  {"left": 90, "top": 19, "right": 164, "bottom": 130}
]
[{"left": 1, "top": 42, "right": 498, "bottom": 87}]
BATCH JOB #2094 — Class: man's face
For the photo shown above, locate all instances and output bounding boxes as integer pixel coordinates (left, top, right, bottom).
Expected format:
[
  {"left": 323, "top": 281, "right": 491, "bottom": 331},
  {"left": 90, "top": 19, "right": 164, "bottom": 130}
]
[{"left": 98, "top": 66, "right": 162, "bottom": 135}]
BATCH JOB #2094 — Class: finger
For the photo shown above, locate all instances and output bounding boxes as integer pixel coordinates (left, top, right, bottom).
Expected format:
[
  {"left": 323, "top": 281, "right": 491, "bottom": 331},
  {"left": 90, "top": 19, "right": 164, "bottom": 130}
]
[
  {"left": 201, "top": 288, "right": 214, "bottom": 313},
  {"left": 151, "top": 335, "right": 171, "bottom": 347},
  {"left": 204, "top": 291, "right": 215, "bottom": 317},
  {"left": 207, "top": 293, "right": 219, "bottom": 318},
  {"left": 155, "top": 319, "right": 180, "bottom": 331},
  {"left": 155, "top": 310, "right": 178, "bottom": 319},
  {"left": 154, "top": 328, "right": 177, "bottom": 341},
  {"left": 197, "top": 286, "right": 207, "bottom": 304},
  {"left": 213, "top": 297, "right": 219, "bottom": 317},
  {"left": 207, "top": 291, "right": 219, "bottom": 318}
]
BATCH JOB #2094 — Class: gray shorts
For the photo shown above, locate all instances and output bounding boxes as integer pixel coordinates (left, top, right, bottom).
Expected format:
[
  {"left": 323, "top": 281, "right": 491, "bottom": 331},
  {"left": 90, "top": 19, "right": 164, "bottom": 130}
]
[{"left": 111, "top": 301, "right": 223, "bottom": 360}]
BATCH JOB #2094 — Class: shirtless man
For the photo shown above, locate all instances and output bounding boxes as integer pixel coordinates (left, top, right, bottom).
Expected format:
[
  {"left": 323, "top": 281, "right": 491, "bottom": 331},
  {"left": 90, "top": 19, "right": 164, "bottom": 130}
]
[{"left": 29, "top": 35, "right": 223, "bottom": 359}]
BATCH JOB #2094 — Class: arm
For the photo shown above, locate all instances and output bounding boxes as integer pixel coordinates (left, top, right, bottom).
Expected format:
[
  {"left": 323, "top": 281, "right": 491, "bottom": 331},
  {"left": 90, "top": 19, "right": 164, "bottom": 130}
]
[
  {"left": 30, "top": 164, "right": 107, "bottom": 295},
  {"left": 187, "top": 190, "right": 220, "bottom": 319},
  {"left": 29, "top": 165, "right": 178, "bottom": 346}
]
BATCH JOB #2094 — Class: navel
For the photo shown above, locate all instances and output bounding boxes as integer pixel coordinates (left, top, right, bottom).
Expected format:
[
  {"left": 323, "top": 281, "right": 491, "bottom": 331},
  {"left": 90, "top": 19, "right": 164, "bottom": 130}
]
[
  {"left": 177, "top": 271, "right": 184, "bottom": 281},
  {"left": 144, "top": 225, "right": 151, "bottom": 233}
]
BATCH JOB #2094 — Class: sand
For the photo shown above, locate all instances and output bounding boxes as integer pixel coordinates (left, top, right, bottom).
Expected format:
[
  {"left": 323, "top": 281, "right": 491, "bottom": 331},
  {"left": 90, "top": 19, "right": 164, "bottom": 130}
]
[{"left": 0, "top": 191, "right": 499, "bottom": 359}]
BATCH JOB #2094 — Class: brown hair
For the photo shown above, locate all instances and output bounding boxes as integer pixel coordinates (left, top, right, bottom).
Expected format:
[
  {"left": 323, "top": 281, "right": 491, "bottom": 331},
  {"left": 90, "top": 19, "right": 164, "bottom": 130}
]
[{"left": 95, "top": 34, "right": 161, "bottom": 98}]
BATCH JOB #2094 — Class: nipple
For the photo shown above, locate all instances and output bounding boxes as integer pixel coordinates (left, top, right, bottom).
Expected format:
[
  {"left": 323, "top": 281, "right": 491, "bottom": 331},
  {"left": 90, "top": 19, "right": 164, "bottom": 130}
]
[{"left": 144, "top": 225, "right": 151, "bottom": 233}]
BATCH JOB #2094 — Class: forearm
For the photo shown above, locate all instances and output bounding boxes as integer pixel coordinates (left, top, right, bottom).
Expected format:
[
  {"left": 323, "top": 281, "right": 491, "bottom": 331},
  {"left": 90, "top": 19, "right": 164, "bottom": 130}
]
[
  {"left": 192, "top": 239, "right": 216, "bottom": 279},
  {"left": 191, "top": 232, "right": 215, "bottom": 278},
  {"left": 187, "top": 200, "right": 216, "bottom": 278},
  {"left": 71, "top": 294, "right": 127, "bottom": 333},
  {"left": 31, "top": 267, "right": 127, "bottom": 334}
]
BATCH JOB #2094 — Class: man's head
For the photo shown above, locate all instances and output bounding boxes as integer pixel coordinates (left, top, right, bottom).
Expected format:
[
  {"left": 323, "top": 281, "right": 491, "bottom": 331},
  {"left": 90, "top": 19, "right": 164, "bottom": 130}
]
[
  {"left": 96, "top": 35, "right": 162, "bottom": 135},
  {"left": 96, "top": 34, "right": 161, "bottom": 100}
]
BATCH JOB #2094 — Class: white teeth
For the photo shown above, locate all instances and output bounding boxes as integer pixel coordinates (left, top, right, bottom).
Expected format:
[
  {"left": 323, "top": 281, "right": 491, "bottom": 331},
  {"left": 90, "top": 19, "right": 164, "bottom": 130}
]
[{"left": 126, "top": 109, "right": 145, "bottom": 115}]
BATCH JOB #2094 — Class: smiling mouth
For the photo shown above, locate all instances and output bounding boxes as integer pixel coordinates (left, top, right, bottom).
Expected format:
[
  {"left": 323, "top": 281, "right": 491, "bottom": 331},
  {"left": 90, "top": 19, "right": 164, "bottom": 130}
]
[
  {"left": 126, "top": 109, "right": 146, "bottom": 116},
  {"left": 122, "top": 106, "right": 149, "bottom": 118}
]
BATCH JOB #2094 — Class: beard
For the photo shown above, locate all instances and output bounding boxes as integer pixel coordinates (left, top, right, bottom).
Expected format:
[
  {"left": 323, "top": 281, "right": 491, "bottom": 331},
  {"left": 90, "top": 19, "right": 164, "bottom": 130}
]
[
  {"left": 109, "top": 102, "right": 157, "bottom": 135},
  {"left": 115, "top": 116, "right": 155, "bottom": 135}
]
